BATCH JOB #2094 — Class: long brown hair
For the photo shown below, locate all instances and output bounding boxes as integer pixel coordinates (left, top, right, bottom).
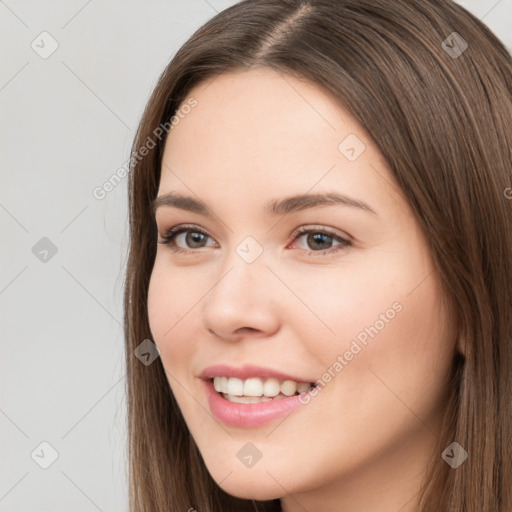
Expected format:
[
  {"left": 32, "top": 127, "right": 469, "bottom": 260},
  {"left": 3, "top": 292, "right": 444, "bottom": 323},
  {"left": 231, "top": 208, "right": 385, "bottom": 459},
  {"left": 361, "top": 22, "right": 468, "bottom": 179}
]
[{"left": 123, "top": 1, "right": 512, "bottom": 510}]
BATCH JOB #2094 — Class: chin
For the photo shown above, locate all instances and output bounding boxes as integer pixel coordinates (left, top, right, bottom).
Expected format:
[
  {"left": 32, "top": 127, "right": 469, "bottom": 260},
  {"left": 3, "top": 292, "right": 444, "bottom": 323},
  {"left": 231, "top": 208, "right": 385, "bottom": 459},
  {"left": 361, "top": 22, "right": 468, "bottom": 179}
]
[
  {"left": 220, "top": 483, "right": 281, "bottom": 501},
  {"left": 210, "top": 470, "right": 284, "bottom": 501}
]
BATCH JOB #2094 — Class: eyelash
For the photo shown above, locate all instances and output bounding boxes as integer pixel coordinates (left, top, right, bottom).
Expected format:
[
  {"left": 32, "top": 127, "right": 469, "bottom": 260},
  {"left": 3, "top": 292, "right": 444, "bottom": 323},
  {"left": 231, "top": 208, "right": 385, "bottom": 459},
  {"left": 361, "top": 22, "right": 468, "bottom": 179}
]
[{"left": 157, "top": 224, "right": 352, "bottom": 257}]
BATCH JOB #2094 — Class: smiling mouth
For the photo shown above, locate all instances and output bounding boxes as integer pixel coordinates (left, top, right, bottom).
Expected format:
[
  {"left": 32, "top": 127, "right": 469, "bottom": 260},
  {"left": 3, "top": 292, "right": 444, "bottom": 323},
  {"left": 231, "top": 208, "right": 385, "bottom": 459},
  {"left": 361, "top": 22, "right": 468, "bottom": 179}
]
[{"left": 210, "top": 376, "right": 317, "bottom": 404}]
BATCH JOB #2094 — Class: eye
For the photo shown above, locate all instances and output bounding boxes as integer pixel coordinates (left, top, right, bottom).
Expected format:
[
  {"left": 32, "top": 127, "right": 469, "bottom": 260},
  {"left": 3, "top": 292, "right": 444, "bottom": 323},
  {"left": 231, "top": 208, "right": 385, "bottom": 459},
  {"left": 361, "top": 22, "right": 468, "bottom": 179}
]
[
  {"left": 158, "top": 225, "right": 217, "bottom": 253},
  {"left": 157, "top": 224, "right": 352, "bottom": 256},
  {"left": 288, "top": 226, "right": 352, "bottom": 256}
]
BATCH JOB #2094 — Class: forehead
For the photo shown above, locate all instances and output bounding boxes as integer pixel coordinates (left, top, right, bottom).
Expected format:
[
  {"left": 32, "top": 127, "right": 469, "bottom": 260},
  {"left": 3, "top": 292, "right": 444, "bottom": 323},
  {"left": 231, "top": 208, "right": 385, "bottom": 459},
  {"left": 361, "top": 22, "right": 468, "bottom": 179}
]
[
  {"left": 166, "top": 68, "right": 350, "bottom": 152},
  {"left": 159, "top": 68, "right": 405, "bottom": 217}
]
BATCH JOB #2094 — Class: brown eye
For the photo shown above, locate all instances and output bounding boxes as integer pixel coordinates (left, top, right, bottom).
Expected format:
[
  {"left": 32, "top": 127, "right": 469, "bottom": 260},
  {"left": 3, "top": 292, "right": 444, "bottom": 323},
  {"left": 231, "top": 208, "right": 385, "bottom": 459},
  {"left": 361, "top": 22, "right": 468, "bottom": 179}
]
[
  {"left": 158, "top": 226, "right": 216, "bottom": 252},
  {"left": 304, "top": 232, "right": 334, "bottom": 251},
  {"left": 291, "top": 227, "right": 352, "bottom": 256}
]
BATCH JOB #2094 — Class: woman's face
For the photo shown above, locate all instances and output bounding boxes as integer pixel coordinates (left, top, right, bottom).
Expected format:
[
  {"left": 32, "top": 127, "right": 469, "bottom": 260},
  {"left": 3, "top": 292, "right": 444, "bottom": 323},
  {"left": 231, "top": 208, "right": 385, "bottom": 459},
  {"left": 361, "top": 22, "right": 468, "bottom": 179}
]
[{"left": 148, "top": 68, "right": 458, "bottom": 511}]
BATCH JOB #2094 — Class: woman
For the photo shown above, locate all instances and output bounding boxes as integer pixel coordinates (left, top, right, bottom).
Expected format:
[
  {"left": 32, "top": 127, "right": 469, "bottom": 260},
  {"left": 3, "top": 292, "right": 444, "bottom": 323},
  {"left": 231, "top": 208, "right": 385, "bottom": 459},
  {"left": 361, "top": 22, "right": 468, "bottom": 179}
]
[{"left": 123, "top": 1, "right": 512, "bottom": 510}]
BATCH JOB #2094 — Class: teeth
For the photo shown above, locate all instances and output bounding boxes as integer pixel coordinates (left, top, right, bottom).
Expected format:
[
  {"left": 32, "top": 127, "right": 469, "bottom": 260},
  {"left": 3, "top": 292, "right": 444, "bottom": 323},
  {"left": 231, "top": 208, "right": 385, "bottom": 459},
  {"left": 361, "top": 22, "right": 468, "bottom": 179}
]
[
  {"left": 224, "top": 395, "right": 273, "bottom": 404},
  {"left": 296, "top": 382, "right": 310, "bottom": 393},
  {"left": 244, "top": 377, "right": 263, "bottom": 397},
  {"left": 281, "top": 380, "right": 297, "bottom": 396},
  {"left": 213, "top": 376, "right": 313, "bottom": 397},
  {"left": 263, "top": 377, "right": 281, "bottom": 397},
  {"left": 227, "top": 377, "right": 244, "bottom": 396}
]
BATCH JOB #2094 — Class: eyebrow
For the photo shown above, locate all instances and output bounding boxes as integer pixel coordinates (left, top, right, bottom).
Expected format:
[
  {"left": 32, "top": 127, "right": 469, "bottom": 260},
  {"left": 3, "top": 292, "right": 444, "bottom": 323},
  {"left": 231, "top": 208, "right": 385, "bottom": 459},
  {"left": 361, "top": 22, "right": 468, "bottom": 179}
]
[{"left": 151, "top": 191, "right": 377, "bottom": 217}]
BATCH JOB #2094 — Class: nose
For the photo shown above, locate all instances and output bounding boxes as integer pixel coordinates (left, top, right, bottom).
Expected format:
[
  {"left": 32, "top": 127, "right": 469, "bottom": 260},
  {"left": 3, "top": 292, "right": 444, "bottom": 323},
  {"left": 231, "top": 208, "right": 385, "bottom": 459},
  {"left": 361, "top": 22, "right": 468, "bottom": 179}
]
[{"left": 202, "top": 252, "right": 281, "bottom": 342}]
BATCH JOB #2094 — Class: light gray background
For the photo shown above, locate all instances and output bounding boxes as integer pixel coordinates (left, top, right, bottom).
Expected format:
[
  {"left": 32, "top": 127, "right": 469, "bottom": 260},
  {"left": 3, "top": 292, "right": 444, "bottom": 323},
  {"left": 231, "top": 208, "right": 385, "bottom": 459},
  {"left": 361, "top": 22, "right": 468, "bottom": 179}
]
[{"left": 0, "top": 1, "right": 510, "bottom": 510}]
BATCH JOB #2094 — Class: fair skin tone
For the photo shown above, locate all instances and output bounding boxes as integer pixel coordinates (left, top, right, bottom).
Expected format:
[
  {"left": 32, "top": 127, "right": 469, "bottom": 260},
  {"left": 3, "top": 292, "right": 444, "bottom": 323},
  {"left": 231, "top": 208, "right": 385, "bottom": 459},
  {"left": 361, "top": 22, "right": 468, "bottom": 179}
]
[{"left": 147, "top": 67, "right": 458, "bottom": 512}]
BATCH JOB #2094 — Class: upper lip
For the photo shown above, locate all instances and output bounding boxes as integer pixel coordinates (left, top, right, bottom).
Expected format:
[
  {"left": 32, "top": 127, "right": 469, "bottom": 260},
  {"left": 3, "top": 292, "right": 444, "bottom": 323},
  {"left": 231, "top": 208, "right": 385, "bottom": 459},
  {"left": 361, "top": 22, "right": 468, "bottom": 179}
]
[{"left": 199, "top": 364, "right": 314, "bottom": 383}]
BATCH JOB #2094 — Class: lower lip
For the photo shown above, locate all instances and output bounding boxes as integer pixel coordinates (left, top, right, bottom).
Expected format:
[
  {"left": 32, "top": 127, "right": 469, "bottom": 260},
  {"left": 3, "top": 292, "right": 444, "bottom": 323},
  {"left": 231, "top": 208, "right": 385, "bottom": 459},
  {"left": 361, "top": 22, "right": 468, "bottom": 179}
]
[{"left": 202, "top": 378, "right": 309, "bottom": 428}]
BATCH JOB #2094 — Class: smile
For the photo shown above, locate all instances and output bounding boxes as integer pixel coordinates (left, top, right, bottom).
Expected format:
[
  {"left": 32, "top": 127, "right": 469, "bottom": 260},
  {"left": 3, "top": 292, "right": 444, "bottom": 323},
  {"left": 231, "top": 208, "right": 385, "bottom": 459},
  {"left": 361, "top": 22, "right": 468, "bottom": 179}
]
[
  {"left": 213, "top": 376, "right": 315, "bottom": 403},
  {"left": 202, "top": 377, "right": 317, "bottom": 427}
]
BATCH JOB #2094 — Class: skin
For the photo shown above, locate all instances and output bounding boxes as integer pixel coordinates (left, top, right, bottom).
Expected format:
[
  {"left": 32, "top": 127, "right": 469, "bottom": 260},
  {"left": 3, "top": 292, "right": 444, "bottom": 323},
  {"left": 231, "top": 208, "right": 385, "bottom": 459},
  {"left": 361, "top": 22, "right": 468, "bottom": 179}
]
[{"left": 147, "top": 67, "right": 459, "bottom": 512}]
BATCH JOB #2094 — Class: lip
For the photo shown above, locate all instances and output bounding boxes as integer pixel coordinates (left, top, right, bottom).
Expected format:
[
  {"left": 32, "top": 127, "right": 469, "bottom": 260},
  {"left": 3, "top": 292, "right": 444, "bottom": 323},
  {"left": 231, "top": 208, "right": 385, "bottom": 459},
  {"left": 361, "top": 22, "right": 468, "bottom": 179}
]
[
  {"left": 199, "top": 363, "right": 314, "bottom": 383},
  {"left": 201, "top": 378, "right": 313, "bottom": 428}
]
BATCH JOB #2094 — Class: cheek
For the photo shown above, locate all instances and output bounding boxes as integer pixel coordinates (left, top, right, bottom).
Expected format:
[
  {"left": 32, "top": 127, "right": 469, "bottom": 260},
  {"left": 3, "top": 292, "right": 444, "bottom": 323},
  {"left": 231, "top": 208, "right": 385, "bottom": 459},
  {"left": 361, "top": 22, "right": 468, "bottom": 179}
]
[
  {"left": 297, "top": 241, "right": 455, "bottom": 428},
  {"left": 283, "top": 251, "right": 407, "bottom": 363},
  {"left": 147, "top": 263, "right": 208, "bottom": 424},
  {"left": 147, "top": 262, "right": 196, "bottom": 364},
  {"left": 312, "top": 236, "right": 446, "bottom": 364},
  {"left": 319, "top": 268, "right": 454, "bottom": 438},
  {"left": 273, "top": 273, "right": 454, "bottom": 490}
]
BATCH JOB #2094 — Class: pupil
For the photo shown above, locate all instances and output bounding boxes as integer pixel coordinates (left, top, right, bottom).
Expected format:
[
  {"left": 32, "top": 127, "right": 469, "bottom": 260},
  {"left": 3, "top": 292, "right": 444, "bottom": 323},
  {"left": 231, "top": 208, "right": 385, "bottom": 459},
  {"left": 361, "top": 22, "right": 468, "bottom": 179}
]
[
  {"left": 187, "top": 232, "right": 206, "bottom": 247},
  {"left": 309, "top": 233, "right": 331, "bottom": 250}
]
